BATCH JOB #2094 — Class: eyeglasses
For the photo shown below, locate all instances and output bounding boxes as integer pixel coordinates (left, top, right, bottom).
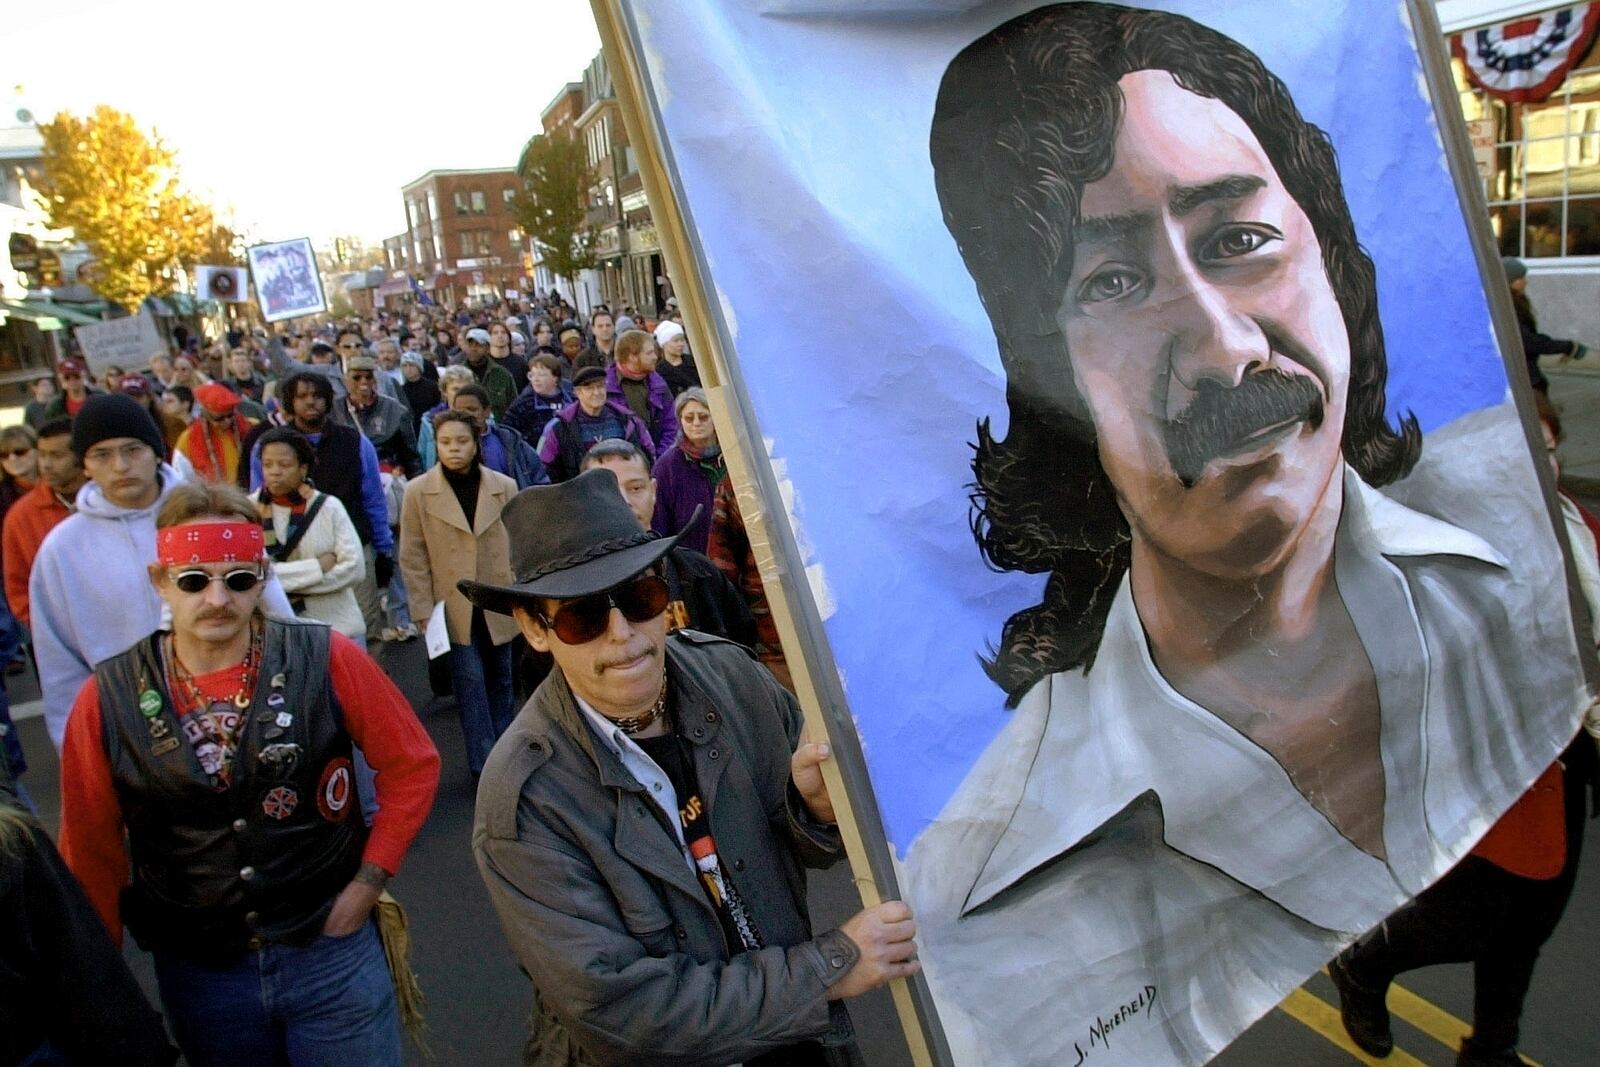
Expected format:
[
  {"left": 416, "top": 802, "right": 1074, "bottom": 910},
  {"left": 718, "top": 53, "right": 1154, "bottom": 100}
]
[
  {"left": 338, "top": 342, "right": 362, "bottom": 350},
  {"left": 170, "top": 568, "right": 264, "bottom": 595},
  {"left": 680, "top": 411, "right": 712, "bottom": 424},
  {"left": 84, "top": 442, "right": 153, "bottom": 466},
  {"left": 538, "top": 573, "right": 670, "bottom": 645}
]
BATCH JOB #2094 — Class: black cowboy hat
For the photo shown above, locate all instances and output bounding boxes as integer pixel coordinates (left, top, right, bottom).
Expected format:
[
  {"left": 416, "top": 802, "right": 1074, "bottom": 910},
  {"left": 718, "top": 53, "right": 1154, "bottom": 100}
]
[{"left": 457, "top": 467, "right": 699, "bottom": 615}]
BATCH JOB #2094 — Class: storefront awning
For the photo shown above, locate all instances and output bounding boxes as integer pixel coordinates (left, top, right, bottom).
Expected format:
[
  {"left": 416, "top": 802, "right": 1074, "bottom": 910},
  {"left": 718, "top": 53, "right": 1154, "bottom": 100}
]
[{"left": 0, "top": 298, "right": 102, "bottom": 330}]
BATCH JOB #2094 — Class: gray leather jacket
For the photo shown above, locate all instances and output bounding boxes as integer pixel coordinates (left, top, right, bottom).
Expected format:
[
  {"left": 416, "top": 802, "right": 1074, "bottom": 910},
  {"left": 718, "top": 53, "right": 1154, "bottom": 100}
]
[{"left": 474, "top": 630, "right": 859, "bottom": 1066}]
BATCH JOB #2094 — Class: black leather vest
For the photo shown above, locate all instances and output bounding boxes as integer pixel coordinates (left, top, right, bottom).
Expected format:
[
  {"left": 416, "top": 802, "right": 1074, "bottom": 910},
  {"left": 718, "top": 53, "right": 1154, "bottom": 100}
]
[{"left": 97, "top": 617, "right": 366, "bottom": 960}]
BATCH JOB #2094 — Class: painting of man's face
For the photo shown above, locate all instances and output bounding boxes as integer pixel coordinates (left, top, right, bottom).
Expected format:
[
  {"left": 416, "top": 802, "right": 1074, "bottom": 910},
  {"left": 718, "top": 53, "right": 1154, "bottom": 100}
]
[{"left": 1061, "top": 71, "right": 1352, "bottom": 580}]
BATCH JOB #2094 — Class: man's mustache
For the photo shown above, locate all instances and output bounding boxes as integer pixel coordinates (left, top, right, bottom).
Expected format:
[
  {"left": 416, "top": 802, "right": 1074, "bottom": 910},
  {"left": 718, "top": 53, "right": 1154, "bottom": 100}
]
[
  {"left": 594, "top": 640, "right": 660, "bottom": 674},
  {"left": 1164, "top": 369, "right": 1324, "bottom": 488}
]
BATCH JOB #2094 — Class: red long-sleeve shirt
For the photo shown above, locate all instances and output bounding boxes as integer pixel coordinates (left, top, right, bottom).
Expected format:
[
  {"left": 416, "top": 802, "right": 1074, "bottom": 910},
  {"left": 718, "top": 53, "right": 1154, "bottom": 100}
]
[
  {"left": 2, "top": 480, "right": 72, "bottom": 628},
  {"left": 58, "top": 630, "right": 441, "bottom": 940}
]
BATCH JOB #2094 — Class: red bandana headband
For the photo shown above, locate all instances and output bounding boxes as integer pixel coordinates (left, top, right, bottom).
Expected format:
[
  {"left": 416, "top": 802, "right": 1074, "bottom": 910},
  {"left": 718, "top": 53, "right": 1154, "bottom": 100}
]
[{"left": 156, "top": 522, "right": 265, "bottom": 567}]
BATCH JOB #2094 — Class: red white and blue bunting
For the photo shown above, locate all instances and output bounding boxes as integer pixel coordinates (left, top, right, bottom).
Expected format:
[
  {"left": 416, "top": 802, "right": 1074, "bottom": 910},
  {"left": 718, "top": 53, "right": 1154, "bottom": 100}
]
[{"left": 1453, "top": 4, "right": 1600, "bottom": 103}]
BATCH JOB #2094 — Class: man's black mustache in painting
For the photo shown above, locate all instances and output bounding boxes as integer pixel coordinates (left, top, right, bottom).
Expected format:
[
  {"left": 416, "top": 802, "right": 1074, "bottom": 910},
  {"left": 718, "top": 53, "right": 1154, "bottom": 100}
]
[{"left": 1164, "top": 369, "right": 1325, "bottom": 488}]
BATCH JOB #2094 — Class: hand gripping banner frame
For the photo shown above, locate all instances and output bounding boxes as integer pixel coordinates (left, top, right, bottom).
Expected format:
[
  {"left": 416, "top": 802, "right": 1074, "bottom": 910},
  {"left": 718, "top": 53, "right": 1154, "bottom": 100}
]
[{"left": 590, "top": 2, "right": 1600, "bottom": 1064}]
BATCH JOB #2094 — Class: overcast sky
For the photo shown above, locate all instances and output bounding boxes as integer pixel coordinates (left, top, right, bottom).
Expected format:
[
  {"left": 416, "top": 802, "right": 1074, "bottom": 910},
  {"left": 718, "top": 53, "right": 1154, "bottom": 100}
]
[{"left": 10, "top": 0, "right": 600, "bottom": 248}]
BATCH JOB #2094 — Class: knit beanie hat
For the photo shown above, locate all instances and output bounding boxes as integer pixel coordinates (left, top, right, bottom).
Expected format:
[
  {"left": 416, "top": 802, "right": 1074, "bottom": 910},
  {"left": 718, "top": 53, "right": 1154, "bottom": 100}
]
[
  {"left": 1502, "top": 256, "right": 1528, "bottom": 283},
  {"left": 71, "top": 392, "right": 166, "bottom": 460}
]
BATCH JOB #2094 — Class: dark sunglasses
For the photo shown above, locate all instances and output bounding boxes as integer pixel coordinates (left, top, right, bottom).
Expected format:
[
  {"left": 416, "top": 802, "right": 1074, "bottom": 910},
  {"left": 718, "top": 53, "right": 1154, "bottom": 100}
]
[
  {"left": 539, "top": 574, "right": 670, "bottom": 645},
  {"left": 171, "top": 568, "right": 263, "bottom": 595}
]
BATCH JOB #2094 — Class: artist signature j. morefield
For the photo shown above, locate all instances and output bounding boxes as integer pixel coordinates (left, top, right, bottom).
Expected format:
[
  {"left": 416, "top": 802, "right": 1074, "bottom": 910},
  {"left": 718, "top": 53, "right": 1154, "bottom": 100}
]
[{"left": 1071, "top": 984, "right": 1158, "bottom": 1066}]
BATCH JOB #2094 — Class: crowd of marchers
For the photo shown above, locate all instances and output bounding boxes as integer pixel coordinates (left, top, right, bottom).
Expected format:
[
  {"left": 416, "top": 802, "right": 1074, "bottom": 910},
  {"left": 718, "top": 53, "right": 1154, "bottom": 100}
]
[{"left": 0, "top": 289, "right": 916, "bottom": 1067}]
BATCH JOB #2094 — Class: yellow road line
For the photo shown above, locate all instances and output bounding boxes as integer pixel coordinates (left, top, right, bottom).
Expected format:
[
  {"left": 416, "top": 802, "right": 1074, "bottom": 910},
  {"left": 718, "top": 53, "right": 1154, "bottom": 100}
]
[
  {"left": 1385, "top": 984, "right": 1543, "bottom": 1067},
  {"left": 1297, "top": 972, "right": 1546, "bottom": 1067},
  {"left": 1277, "top": 988, "right": 1430, "bottom": 1066}
]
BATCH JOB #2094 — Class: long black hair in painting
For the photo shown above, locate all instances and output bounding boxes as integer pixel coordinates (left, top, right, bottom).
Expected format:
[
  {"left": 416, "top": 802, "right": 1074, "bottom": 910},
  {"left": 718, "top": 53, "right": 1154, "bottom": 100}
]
[{"left": 931, "top": 2, "right": 1422, "bottom": 704}]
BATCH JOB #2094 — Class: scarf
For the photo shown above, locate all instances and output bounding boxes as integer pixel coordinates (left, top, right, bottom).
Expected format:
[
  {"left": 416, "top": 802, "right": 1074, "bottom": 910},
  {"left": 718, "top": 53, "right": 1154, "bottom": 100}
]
[
  {"left": 679, "top": 437, "right": 726, "bottom": 486},
  {"left": 617, "top": 362, "right": 650, "bottom": 382},
  {"left": 258, "top": 484, "right": 316, "bottom": 561},
  {"left": 184, "top": 413, "right": 250, "bottom": 481}
]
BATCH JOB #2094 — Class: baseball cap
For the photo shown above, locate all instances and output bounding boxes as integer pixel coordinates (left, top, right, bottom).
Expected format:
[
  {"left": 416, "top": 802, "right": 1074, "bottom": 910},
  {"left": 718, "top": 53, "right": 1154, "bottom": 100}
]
[
  {"left": 345, "top": 354, "right": 378, "bottom": 372},
  {"left": 465, "top": 328, "right": 491, "bottom": 344},
  {"left": 400, "top": 352, "right": 425, "bottom": 368},
  {"left": 56, "top": 358, "right": 87, "bottom": 378}
]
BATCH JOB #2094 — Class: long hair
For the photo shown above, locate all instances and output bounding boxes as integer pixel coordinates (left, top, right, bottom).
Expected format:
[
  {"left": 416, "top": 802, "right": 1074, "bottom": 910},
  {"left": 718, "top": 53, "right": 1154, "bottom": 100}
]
[{"left": 931, "top": 2, "right": 1421, "bottom": 704}]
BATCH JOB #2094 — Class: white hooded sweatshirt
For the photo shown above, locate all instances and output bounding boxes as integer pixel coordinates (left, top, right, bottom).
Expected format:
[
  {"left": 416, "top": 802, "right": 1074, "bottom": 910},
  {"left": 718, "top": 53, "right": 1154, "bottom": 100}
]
[{"left": 30, "top": 465, "right": 292, "bottom": 749}]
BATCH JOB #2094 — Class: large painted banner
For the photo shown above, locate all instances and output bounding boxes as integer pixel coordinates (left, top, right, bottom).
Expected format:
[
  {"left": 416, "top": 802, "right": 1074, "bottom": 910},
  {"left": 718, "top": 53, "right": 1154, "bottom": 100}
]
[{"left": 601, "top": 2, "right": 1597, "bottom": 1064}]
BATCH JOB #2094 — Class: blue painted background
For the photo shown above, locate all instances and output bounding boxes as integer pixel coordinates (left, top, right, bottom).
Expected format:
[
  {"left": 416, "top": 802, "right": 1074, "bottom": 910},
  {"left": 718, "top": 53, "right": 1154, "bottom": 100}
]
[{"left": 628, "top": 0, "right": 1513, "bottom": 853}]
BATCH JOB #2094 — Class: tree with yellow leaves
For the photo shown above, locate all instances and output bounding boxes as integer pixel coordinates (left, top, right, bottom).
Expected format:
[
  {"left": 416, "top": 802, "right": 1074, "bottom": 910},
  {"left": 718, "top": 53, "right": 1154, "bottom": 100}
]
[{"left": 33, "top": 106, "right": 238, "bottom": 311}]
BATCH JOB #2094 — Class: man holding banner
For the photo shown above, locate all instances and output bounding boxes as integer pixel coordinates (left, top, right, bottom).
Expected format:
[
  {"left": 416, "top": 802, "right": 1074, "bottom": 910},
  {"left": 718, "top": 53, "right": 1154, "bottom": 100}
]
[{"left": 469, "top": 472, "right": 916, "bottom": 1066}]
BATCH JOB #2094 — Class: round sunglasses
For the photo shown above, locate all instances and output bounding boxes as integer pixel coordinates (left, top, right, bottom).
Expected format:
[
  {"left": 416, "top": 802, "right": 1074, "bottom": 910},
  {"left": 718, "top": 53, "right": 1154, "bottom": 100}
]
[
  {"left": 170, "top": 568, "right": 264, "bottom": 595},
  {"left": 539, "top": 574, "right": 670, "bottom": 645}
]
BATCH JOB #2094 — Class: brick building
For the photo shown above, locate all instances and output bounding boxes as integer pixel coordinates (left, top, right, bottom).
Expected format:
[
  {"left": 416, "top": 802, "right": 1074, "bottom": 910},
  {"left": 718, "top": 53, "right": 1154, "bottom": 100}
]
[
  {"left": 389, "top": 168, "right": 525, "bottom": 309},
  {"left": 577, "top": 51, "right": 669, "bottom": 315}
]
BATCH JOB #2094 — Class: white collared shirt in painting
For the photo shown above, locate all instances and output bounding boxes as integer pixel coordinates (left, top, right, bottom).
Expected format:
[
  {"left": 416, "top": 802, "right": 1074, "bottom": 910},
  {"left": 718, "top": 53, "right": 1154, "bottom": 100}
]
[{"left": 901, "top": 402, "right": 1591, "bottom": 1067}]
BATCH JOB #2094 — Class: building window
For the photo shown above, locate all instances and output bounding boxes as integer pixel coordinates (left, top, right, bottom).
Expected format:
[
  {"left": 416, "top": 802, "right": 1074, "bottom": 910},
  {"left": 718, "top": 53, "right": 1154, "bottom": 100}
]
[
  {"left": 471, "top": 190, "right": 488, "bottom": 215},
  {"left": 454, "top": 191, "right": 470, "bottom": 216},
  {"left": 426, "top": 191, "right": 438, "bottom": 222},
  {"left": 407, "top": 201, "right": 420, "bottom": 228},
  {"left": 509, "top": 228, "right": 522, "bottom": 249},
  {"left": 413, "top": 239, "right": 424, "bottom": 266},
  {"left": 433, "top": 233, "right": 444, "bottom": 262},
  {"left": 1456, "top": 49, "right": 1600, "bottom": 258},
  {"left": 503, "top": 188, "right": 517, "bottom": 207}
]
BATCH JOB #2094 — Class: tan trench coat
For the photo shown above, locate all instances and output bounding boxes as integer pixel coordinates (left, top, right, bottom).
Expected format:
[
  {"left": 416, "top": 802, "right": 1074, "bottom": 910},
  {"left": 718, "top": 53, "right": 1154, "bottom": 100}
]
[{"left": 398, "top": 464, "right": 520, "bottom": 647}]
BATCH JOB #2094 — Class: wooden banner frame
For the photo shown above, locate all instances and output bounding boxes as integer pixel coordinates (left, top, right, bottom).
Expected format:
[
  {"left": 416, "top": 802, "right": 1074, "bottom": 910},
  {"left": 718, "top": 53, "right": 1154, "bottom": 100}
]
[{"left": 588, "top": 2, "right": 952, "bottom": 1064}]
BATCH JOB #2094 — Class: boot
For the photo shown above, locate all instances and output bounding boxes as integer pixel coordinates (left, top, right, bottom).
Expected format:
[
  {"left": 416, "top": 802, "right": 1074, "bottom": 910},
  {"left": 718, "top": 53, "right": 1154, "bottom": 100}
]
[
  {"left": 1328, "top": 952, "right": 1393, "bottom": 1057},
  {"left": 1456, "top": 1037, "right": 1529, "bottom": 1066}
]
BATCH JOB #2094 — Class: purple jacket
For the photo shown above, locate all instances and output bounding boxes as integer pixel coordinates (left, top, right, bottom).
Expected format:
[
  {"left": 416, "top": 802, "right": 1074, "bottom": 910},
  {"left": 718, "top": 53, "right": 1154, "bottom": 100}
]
[
  {"left": 535, "top": 399, "right": 655, "bottom": 482},
  {"left": 651, "top": 445, "right": 721, "bottom": 555},
  {"left": 605, "top": 363, "right": 678, "bottom": 454}
]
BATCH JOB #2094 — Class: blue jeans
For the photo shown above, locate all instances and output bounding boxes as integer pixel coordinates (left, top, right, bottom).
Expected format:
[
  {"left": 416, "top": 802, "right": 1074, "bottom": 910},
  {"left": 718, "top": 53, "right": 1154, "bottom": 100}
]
[
  {"left": 384, "top": 572, "right": 412, "bottom": 630},
  {"left": 153, "top": 919, "right": 401, "bottom": 1067},
  {"left": 450, "top": 612, "right": 515, "bottom": 775}
]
